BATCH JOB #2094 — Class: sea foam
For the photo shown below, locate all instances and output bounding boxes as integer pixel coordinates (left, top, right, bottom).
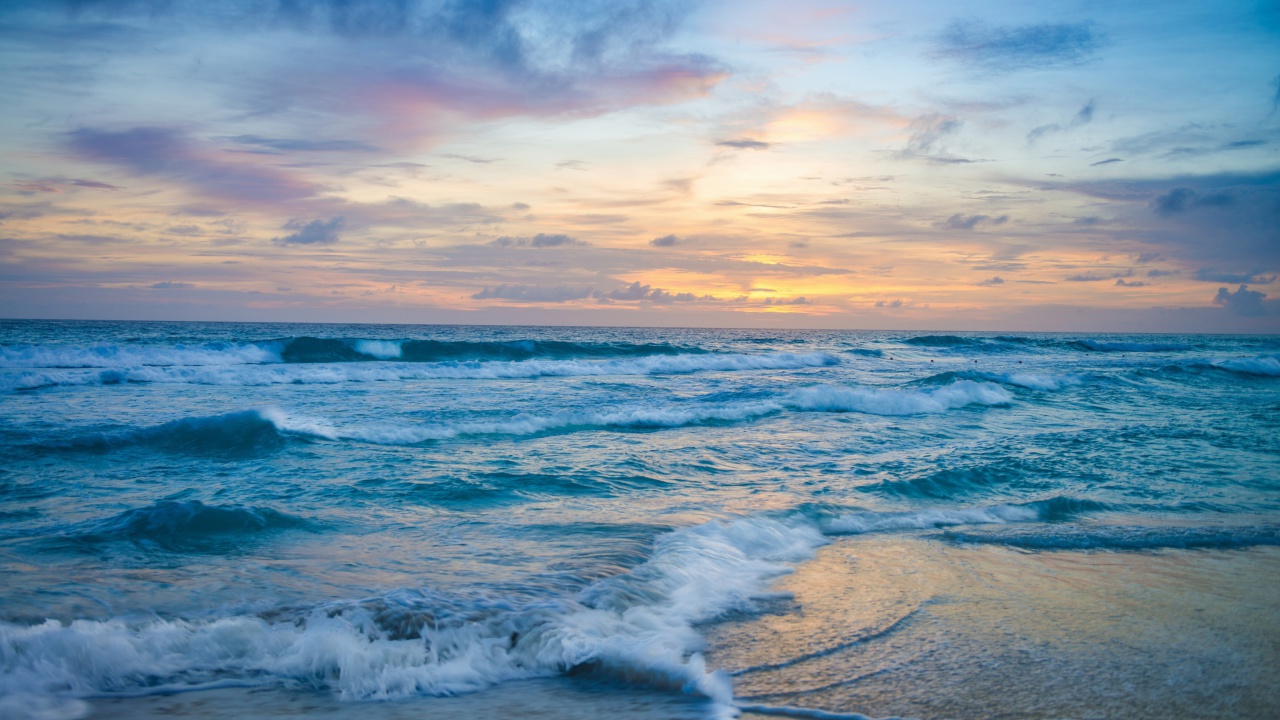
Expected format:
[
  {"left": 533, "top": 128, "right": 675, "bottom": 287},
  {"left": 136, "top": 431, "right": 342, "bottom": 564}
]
[{"left": 0, "top": 515, "right": 826, "bottom": 719}]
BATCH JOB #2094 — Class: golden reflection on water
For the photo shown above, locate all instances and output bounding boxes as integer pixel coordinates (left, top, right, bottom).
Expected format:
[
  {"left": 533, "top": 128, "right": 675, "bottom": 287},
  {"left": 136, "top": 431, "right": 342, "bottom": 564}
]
[{"left": 719, "top": 536, "right": 1280, "bottom": 720}]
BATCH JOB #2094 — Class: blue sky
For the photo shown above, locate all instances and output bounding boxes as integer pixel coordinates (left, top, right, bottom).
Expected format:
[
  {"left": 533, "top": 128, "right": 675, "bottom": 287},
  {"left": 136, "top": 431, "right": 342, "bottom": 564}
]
[{"left": 1, "top": 0, "right": 1277, "bottom": 330}]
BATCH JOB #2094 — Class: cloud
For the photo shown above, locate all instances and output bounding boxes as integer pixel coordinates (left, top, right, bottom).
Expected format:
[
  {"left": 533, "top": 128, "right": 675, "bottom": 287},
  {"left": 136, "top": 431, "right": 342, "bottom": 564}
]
[
  {"left": 1214, "top": 284, "right": 1268, "bottom": 316},
  {"left": 26, "top": 2, "right": 727, "bottom": 150},
  {"left": 151, "top": 281, "right": 194, "bottom": 289},
  {"left": 1090, "top": 158, "right": 1123, "bottom": 166},
  {"left": 1027, "top": 100, "right": 1095, "bottom": 142},
  {"left": 441, "top": 153, "right": 498, "bottom": 164},
  {"left": 489, "top": 233, "right": 585, "bottom": 248},
  {"left": 67, "top": 127, "right": 318, "bottom": 203},
  {"left": 472, "top": 284, "right": 593, "bottom": 302},
  {"left": 1194, "top": 269, "right": 1276, "bottom": 284},
  {"left": 1114, "top": 278, "right": 1147, "bottom": 287},
  {"left": 717, "top": 138, "right": 771, "bottom": 150},
  {"left": 273, "top": 216, "right": 345, "bottom": 245},
  {"left": 1147, "top": 269, "right": 1181, "bottom": 277},
  {"left": 224, "top": 135, "right": 380, "bottom": 153},
  {"left": 761, "top": 296, "right": 809, "bottom": 305},
  {"left": 896, "top": 114, "right": 978, "bottom": 164},
  {"left": 1150, "top": 187, "right": 1236, "bottom": 216},
  {"left": 597, "top": 281, "right": 707, "bottom": 303},
  {"left": 941, "top": 214, "right": 1008, "bottom": 230},
  {"left": 1044, "top": 170, "right": 1280, "bottom": 266},
  {"left": 979, "top": 276, "right": 1004, "bottom": 285},
  {"left": 573, "top": 214, "right": 628, "bottom": 225},
  {"left": 650, "top": 234, "right": 679, "bottom": 247},
  {"left": 1065, "top": 269, "right": 1132, "bottom": 282},
  {"left": 935, "top": 19, "right": 1102, "bottom": 72}
]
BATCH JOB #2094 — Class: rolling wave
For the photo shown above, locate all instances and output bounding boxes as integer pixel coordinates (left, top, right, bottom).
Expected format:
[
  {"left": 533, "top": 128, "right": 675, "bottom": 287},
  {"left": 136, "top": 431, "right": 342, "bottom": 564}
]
[
  {"left": 1, "top": 352, "right": 839, "bottom": 390},
  {"left": 60, "top": 500, "right": 311, "bottom": 551},
  {"left": 0, "top": 337, "right": 702, "bottom": 370}
]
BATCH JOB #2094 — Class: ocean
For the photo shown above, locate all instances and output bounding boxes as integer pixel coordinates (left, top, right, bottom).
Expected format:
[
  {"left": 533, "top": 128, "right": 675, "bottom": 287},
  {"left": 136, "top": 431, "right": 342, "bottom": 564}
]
[{"left": 1, "top": 320, "right": 1278, "bottom": 720}]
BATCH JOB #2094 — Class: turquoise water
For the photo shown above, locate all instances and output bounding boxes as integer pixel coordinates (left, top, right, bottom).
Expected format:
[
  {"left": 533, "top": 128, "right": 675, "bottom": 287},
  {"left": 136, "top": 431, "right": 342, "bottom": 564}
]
[{"left": 1, "top": 321, "right": 1278, "bottom": 719}]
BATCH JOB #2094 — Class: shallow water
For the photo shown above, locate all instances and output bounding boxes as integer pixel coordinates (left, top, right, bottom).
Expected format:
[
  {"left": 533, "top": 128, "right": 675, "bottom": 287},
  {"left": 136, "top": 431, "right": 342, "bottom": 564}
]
[{"left": 1, "top": 321, "right": 1277, "bottom": 719}]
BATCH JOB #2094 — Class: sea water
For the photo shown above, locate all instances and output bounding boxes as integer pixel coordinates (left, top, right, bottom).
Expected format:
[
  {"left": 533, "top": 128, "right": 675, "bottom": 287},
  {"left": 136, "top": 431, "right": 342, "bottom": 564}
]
[{"left": 1, "top": 321, "right": 1277, "bottom": 720}]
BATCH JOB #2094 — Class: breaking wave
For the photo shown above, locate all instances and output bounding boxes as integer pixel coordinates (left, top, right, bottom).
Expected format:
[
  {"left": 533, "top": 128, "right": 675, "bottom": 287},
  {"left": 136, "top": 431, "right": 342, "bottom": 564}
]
[
  {"left": 918, "top": 370, "right": 1085, "bottom": 391},
  {"left": 1, "top": 352, "right": 840, "bottom": 391},
  {"left": 0, "top": 337, "right": 701, "bottom": 370},
  {"left": 0, "top": 515, "right": 825, "bottom": 719}
]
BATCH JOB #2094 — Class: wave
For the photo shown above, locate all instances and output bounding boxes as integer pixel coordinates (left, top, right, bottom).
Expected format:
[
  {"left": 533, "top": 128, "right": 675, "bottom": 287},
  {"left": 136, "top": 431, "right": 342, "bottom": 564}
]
[
  {"left": 1, "top": 352, "right": 840, "bottom": 391},
  {"left": 61, "top": 500, "right": 311, "bottom": 550},
  {"left": 0, "top": 341, "right": 279, "bottom": 369},
  {"left": 0, "top": 337, "right": 702, "bottom": 370},
  {"left": 824, "top": 497, "right": 1105, "bottom": 534},
  {"left": 900, "top": 335, "right": 981, "bottom": 347},
  {"left": 857, "top": 460, "right": 1049, "bottom": 500},
  {"left": 942, "top": 523, "right": 1280, "bottom": 551},
  {"left": 277, "top": 382, "right": 1010, "bottom": 444},
  {"left": 1213, "top": 356, "right": 1280, "bottom": 377},
  {"left": 53, "top": 410, "right": 288, "bottom": 455},
  {"left": 786, "top": 380, "right": 1011, "bottom": 415},
  {"left": 0, "top": 515, "right": 826, "bottom": 719},
  {"left": 1071, "top": 339, "right": 1191, "bottom": 352},
  {"left": 47, "top": 380, "right": 1012, "bottom": 452},
  {"left": 918, "top": 370, "right": 1084, "bottom": 392}
]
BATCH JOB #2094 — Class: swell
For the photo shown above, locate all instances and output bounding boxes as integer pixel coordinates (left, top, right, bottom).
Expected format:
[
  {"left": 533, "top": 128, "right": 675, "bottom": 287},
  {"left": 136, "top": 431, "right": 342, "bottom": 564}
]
[
  {"left": 856, "top": 458, "right": 1054, "bottom": 500},
  {"left": 52, "top": 500, "right": 312, "bottom": 551},
  {"left": 44, "top": 410, "right": 288, "bottom": 456},
  {"left": 942, "top": 523, "right": 1280, "bottom": 551}
]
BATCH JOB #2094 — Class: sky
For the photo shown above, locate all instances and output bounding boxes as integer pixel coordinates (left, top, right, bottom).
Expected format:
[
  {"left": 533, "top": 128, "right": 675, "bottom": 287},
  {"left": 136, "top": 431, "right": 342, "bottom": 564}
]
[{"left": 0, "top": 0, "right": 1277, "bottom": 331}]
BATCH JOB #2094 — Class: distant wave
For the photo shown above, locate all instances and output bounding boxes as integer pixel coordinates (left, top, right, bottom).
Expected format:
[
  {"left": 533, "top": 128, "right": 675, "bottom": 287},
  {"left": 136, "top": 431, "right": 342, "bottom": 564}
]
[
  {"left": 0, "top": 337, "right": 702, "bottom": 370},
  {"left": 1071, "top": 339, "right": 1191, "bottom": 352},
  {"left": 901, "top": 335, "right": 982, "bottom": 347},
  {"left": 0, "top": 352, "right": 840, "bottom": 390},
  {"left": 942, "top": 523, "right": 1280, "bottom": 551},
  {"left": 0, "top": 341, "right": 279, "bottom": 369}
]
